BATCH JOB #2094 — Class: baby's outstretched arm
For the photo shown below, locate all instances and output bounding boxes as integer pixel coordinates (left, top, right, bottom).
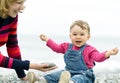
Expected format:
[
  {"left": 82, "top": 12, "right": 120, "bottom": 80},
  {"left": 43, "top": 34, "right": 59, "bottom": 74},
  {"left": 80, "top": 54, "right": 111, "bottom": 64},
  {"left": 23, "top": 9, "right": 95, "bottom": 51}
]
[{"left": 105, "top": 47, "right": 119, "bottom": 58}]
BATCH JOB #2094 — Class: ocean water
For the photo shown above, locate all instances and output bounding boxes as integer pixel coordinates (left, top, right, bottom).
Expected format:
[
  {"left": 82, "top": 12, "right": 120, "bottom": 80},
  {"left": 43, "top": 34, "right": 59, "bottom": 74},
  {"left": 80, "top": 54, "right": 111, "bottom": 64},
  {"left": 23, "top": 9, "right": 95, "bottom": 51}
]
[{"left": 0, "top": 34, "right": 120, "bottom": 75}]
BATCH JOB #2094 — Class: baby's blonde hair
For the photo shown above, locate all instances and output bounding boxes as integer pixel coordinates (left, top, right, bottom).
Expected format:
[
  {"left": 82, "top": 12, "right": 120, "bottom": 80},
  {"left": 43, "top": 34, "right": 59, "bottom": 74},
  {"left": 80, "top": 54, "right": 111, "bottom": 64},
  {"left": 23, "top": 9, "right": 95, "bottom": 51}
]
[
  {"left": 70, "top": 20, "right": 90, "bottom": 34},
  {"left": 0, "top": 0, "right": 25, "bottom": 19}
]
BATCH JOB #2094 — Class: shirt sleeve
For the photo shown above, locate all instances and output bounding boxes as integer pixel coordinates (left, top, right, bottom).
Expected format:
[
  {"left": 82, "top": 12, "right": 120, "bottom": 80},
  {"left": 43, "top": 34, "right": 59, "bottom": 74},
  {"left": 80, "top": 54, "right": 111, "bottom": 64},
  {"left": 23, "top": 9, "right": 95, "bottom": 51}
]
[
  {"left": 6, "top": 16, "right": 21, "bottom": 59},
  {"left": 46, "top": 39, "right": 69, "bottom": 54},
  {"left": 85, "top": 45, "right": 108, "bottom": 62}
]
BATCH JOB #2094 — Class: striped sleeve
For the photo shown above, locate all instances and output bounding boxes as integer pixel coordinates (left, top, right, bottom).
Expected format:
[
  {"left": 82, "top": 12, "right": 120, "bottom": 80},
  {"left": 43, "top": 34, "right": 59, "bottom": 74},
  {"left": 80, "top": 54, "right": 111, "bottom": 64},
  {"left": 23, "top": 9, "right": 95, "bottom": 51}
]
[{"left": 0, "top": 16, "right": 21, "bottom": 59}]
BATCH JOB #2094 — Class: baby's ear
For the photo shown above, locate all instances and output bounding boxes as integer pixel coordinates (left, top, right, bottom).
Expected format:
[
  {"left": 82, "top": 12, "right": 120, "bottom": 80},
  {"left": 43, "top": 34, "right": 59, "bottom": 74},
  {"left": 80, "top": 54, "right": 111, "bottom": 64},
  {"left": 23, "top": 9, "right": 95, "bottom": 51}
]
[{"left": 87, "top": 34, "right": 91, "bottom": 39}]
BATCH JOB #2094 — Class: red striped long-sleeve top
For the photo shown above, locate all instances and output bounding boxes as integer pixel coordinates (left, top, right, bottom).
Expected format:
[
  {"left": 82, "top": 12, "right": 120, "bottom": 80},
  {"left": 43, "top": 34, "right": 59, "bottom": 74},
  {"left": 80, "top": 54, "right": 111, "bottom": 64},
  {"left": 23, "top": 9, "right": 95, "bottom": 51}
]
[{"left": 0, "top": 15, "right": 21, "bottom": 59}]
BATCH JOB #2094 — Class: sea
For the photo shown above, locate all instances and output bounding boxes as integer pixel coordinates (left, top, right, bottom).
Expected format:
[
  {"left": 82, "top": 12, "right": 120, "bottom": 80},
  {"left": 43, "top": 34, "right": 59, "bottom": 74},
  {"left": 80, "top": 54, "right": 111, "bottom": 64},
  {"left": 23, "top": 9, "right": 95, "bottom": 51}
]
[{"left": 0, "top": 34, "right": 120, "bottom": 75}]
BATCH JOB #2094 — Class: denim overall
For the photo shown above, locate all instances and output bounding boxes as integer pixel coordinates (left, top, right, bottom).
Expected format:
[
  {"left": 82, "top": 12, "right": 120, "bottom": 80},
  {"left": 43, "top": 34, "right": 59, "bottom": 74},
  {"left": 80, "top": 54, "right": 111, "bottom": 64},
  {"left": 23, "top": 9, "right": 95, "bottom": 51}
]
[
  {"left": 44, "top": 44, "right": 95, "bottom": 83},
  {"left": 64, "top": 44, "right": 95, "bottom": 83}
]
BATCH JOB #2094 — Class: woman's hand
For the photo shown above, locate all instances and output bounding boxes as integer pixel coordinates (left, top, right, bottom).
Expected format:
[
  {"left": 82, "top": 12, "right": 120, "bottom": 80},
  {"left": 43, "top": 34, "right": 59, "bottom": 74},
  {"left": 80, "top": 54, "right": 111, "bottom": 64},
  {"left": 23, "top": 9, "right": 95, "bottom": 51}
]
[
  {"left": 29, "top": 63, "right": 58, "bottom": 72},
  {"left": 38, "top": 63, "right": 58, "bottom": 72}
]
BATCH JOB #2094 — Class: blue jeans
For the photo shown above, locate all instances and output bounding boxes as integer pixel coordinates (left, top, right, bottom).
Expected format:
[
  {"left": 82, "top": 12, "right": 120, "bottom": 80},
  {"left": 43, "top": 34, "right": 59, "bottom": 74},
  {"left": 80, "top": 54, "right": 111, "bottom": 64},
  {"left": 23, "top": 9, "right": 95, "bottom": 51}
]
[{"left": 44, "top": 70, "right": 63, "bottom": 83}]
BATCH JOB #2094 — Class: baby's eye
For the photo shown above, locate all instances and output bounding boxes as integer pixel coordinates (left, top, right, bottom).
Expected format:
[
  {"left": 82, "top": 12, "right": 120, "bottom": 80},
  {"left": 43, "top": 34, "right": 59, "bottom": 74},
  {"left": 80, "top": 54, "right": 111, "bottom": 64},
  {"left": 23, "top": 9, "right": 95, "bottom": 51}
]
[
  {"left": 80, "top": 33, "right": 84, "bottom": 36},
  {"left": 73, "top": 33, "right": 77, "bottom": 36}
]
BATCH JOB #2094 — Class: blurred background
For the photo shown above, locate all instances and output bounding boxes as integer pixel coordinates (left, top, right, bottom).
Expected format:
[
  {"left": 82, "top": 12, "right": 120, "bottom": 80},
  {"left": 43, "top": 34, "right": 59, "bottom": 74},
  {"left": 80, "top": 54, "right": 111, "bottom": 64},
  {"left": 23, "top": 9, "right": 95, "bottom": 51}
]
[{"left": 0, "top": 0, "right": 120, "bottom": 75}]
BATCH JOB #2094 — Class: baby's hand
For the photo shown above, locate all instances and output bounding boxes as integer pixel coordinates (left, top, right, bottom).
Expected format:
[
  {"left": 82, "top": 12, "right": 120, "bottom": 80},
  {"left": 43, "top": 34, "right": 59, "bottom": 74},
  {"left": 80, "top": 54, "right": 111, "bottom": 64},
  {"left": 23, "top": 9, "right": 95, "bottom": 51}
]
[
  {"left": 106, "top": 47, "right": 119, "bottom": 57},
  {"left": 40, "top": 34, "right": 49, "bottom": 42},
  {"left": 110, "top": 47, "right": 119, "bottom": 55}
]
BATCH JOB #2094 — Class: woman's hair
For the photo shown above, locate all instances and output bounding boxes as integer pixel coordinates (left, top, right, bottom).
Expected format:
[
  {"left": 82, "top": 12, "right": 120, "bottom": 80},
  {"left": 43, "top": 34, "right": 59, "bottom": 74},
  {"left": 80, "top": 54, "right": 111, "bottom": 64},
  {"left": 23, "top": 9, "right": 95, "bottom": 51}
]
[
  {"left": 0, "top": 0, "right": 13, "bottom": 18},
  {"left": 70, "top": 20, "right": 90, "bottom": 34},
  {"left": 0, "top": 0, "right": 25, "bottom": 19}
]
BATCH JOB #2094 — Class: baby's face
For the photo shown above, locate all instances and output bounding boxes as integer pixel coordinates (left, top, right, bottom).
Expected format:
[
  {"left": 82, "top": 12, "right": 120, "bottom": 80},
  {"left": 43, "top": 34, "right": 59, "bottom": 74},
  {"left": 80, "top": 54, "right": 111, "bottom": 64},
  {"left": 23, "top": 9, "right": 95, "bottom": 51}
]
[{"left": 69, "top": 25, "right": 90, "bottom": 47}]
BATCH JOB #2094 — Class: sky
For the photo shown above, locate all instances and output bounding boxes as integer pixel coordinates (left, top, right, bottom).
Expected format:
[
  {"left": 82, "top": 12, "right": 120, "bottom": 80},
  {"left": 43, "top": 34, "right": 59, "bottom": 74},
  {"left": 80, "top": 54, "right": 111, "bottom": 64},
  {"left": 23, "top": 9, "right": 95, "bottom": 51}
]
[{"left": 18, "top": 0, "right": 120, "bottom": 37}]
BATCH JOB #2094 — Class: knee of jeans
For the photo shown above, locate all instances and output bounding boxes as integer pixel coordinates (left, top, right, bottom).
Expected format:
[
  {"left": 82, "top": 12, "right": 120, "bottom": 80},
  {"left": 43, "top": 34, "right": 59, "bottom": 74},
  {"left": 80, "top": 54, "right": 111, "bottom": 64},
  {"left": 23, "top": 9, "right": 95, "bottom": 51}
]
[{"left": 71, "top": 75, "right": 85, "bottom": 82}]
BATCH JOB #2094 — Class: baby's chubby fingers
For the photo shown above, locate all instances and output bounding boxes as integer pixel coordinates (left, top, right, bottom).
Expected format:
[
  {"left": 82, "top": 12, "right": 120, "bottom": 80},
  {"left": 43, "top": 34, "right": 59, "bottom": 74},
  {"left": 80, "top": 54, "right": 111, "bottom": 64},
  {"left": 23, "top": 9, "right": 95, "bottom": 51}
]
[{"left": 110, "top": 47, "right": 119, "bottom": 55}]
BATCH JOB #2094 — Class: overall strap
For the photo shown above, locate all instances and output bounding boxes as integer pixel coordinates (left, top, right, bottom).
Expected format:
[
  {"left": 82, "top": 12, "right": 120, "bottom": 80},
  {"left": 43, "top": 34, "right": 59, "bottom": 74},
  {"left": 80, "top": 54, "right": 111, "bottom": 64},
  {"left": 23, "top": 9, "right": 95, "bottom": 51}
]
[
  {"left": 79, "top": 44, "right": 87, "bottom": 53},
  {"left": 79, "top": 44, "right": 88, "bottom": 70},
  {"left": 68, "top": 44, "right": 73, "bottom": 50}
]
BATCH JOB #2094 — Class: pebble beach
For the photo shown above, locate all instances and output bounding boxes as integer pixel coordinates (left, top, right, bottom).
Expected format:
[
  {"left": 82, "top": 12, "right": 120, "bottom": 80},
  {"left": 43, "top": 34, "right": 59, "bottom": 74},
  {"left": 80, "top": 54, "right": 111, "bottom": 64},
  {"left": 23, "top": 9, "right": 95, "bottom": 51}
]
[{"left": 0, "top": 71, "right": 120, "bottom": 83}]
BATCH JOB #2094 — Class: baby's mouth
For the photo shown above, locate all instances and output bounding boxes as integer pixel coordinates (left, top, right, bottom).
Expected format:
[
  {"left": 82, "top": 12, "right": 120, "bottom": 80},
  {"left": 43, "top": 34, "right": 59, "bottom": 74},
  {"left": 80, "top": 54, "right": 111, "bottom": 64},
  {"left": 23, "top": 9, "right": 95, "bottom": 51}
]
[{"left": 75, "top": 41, "right": 82, "bottom": 44}]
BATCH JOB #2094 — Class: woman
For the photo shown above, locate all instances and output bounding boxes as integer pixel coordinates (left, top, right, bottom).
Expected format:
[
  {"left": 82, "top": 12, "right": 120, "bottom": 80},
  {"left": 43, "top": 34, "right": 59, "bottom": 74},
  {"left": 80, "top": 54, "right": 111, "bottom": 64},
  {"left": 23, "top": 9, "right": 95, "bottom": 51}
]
[{"left": 0, "top": 0, "right": 57, "bottom": 81}]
